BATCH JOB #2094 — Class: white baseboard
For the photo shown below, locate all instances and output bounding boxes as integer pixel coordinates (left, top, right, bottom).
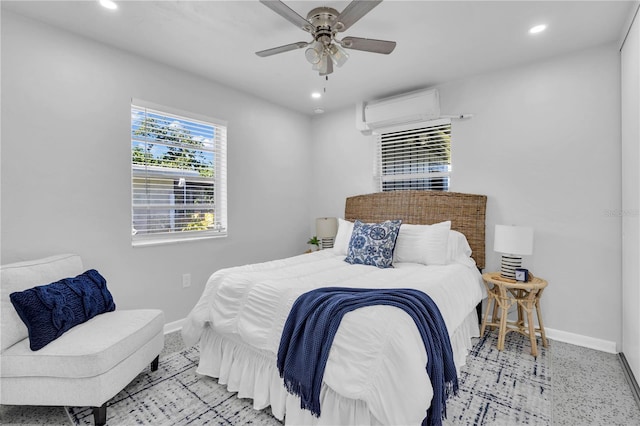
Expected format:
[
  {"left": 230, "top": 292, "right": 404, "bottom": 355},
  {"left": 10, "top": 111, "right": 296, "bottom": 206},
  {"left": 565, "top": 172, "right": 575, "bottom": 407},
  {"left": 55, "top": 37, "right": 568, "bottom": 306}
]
[
  {"left": 164, "top": 318, "right": 187, "bottom": 335},
  {"left": 162, "top": 318, "right": 619, "bottom": 354},
  {"left": 545, "top": 327, "right": 618, "bottom": 354}
]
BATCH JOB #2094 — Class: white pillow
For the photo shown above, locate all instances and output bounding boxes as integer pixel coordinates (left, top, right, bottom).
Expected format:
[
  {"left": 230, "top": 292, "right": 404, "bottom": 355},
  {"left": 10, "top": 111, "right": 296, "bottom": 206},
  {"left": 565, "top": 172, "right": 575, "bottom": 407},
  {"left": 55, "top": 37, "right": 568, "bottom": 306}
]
[
  {"left": 393, "top": 221, "right": 451, "bottom": 265},
  {"left": 447, "top": 230, "right": 477, "bottom": 268},
  {"left": 447, "top": 230, "right": 472, "bottom": 260},
  {"left": 332, "top": 218, "right": 354, "bottom": 256}
]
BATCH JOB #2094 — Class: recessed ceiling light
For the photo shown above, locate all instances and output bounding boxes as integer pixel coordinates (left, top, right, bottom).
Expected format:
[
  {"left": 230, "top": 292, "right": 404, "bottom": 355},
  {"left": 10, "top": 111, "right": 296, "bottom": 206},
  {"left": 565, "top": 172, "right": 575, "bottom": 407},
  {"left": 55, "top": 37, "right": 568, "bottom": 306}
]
[
  {"left": 313, "top": 107, "right": 325, "bottom": 114},
  {"left": 529, "top": 24, "right": 547, "bottom": 34},
  {"left": 311, "top": 92, "right": 322, "bottom": 99},
  {"left": 99, "top": 0, "right": 118, "bottom": 10}
]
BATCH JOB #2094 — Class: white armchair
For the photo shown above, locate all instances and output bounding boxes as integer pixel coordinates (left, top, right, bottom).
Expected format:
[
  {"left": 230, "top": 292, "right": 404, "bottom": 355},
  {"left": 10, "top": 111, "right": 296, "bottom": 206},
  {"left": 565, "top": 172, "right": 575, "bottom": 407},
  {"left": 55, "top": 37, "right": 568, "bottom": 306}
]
[{"left": 0, "top": 254, "right": 165, "bottom": 425}]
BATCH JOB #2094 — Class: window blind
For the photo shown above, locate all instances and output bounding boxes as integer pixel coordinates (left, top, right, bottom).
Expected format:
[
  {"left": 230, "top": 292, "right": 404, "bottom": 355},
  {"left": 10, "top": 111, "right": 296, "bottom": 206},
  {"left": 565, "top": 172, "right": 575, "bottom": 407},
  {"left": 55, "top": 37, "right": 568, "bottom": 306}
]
[
  {"left": 131, "top": 100, "right": 227, "bottom": 245},
  {"left": 375, "top": 119, "right": 451, "bottom": 192}
]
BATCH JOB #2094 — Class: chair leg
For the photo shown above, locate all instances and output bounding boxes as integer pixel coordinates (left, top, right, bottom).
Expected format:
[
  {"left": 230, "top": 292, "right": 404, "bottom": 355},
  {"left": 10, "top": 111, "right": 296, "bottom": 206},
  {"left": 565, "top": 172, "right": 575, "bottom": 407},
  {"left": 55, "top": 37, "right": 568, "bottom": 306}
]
[
  {"left": 91, "top": 357, "right": 158, "bottom": 425},
  {"left": 151, "top": 355, "right": 160, "bottom": 371},
  {"left": 93, "top": 403, "right": 107, "bottom": 426}
]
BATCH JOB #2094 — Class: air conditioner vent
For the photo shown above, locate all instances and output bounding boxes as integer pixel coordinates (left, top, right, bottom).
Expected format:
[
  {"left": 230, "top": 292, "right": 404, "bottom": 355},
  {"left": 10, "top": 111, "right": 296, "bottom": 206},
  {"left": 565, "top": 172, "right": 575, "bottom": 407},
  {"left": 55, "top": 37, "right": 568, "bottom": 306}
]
[{"left": 356, "top": 88, "right": 440, "bottom": 134}]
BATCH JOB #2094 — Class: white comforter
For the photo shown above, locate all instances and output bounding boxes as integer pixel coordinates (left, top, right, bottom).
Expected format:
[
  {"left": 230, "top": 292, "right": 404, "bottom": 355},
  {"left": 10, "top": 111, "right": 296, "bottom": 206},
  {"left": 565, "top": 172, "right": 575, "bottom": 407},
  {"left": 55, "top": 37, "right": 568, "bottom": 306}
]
[{"left": 183, "top": 250, "right": 485, "bottom": 425}]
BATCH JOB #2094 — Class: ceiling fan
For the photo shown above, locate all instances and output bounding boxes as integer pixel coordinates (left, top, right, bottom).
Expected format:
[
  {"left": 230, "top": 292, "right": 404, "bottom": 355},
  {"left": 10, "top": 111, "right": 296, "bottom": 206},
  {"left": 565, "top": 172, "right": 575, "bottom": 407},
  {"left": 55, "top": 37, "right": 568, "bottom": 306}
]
[{"left": 256, "top": 0, "right": 396, "bottom": 76}]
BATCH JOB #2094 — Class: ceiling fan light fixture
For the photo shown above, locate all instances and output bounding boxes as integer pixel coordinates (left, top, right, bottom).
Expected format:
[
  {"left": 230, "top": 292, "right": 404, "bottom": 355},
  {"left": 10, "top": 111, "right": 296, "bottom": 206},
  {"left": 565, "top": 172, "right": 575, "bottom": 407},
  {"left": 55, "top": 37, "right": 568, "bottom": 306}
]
[
  {"left": 311, "top": 54, "right": 325, "bottom": 71},
  {"left": 305, "top": 41, "right": 324, "bottom": 64},
  {"left": 256, "top": 0, "right": 396, "bottom": 76},
  {"left": 312, "top": 53, "right": 333, "bottom": 76},
  {"left": 328, "top": 44, "right": 349, "bottom": 67},
  {"left": 320, "top": 56, "right": 334, "bottom": 76},
  {"left": 305, "top": 48, "right": 321, "bottom": 64}
]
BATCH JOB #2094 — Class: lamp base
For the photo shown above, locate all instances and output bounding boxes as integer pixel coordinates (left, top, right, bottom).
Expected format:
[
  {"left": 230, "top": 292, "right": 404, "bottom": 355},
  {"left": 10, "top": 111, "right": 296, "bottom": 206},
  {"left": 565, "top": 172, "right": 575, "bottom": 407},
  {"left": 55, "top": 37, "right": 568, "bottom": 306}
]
[
  {"left": 320, "top": 237, "right": 335, "bottom": 249},
  {"left": 500, "top": 255, "right": 522, "bottom": 280}
]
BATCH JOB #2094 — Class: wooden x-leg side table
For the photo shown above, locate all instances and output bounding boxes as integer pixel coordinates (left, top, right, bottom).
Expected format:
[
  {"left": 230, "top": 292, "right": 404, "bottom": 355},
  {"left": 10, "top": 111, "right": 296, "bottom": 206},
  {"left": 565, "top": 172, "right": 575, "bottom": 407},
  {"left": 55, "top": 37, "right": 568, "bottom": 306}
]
[{"left": 480, "top": 272, "right": 548, "bottom": 356}]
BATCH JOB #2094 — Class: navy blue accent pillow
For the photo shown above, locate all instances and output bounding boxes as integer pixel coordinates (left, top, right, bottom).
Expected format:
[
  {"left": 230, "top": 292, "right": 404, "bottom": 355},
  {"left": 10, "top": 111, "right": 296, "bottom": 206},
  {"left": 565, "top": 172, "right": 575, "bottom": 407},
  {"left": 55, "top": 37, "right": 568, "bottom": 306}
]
[
  {"left": 344, "top": 219, "right": 402, "bottom": 268},
  {"left": 10, "top": 269, "right": 116, "bottom": 351}
]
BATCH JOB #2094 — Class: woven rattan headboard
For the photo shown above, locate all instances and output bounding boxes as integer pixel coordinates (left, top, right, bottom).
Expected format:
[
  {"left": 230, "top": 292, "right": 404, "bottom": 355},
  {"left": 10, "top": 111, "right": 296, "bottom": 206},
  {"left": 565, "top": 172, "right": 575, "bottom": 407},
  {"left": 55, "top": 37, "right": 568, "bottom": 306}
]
[{"left": 344, "top": 190, "right": 487, "bottom": 269}]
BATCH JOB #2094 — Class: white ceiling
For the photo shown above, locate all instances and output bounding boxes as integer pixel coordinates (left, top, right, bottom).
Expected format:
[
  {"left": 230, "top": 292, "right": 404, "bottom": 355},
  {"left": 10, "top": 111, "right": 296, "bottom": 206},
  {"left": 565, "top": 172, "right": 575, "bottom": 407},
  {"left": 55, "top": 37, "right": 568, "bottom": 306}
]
[{"left": 2, "top": 0, "right": 635, "bottom": 115}]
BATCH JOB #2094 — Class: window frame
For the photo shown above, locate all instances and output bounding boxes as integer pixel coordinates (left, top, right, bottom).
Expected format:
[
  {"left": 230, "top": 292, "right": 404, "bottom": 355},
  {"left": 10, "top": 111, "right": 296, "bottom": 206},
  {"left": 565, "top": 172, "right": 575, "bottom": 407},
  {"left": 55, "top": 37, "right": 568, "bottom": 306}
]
[
  {"left": 374, "top": 118, "right": 452, "bottom": 192},
  {"left": 131, "top": 99, "right": 227, "bottom": 247}
]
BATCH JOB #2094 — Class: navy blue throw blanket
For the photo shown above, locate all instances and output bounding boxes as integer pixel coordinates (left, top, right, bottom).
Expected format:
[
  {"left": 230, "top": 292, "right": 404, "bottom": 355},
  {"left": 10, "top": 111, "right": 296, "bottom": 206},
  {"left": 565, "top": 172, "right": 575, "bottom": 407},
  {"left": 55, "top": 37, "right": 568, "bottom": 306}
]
[{"left": 277, "top": 287, "right": 458, "bottom": 426}]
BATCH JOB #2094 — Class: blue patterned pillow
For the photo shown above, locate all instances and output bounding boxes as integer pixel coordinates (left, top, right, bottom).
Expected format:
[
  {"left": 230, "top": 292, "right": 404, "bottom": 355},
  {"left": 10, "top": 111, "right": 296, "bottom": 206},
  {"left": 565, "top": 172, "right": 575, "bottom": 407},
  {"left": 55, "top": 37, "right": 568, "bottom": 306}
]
[
  {"left": 344, "top": 220, "right": 402, "bottom": 268},
  {"left": 10, "top": 269, "right": 116, "bottom": 351}
]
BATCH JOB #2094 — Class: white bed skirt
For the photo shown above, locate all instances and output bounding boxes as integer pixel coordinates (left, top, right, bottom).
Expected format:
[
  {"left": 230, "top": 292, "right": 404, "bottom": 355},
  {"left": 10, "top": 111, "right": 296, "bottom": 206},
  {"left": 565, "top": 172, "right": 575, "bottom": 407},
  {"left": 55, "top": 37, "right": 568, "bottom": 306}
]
[{"left": 194, "top": 310, "right": 479, "bottom": 425}]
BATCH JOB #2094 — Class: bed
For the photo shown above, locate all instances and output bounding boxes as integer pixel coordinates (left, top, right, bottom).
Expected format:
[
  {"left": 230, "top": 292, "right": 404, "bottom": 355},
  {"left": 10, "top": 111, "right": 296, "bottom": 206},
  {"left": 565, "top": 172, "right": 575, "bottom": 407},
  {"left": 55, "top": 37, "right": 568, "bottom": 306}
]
[{"left": 182, "top": 190, "right": 487, "bottom": 425}]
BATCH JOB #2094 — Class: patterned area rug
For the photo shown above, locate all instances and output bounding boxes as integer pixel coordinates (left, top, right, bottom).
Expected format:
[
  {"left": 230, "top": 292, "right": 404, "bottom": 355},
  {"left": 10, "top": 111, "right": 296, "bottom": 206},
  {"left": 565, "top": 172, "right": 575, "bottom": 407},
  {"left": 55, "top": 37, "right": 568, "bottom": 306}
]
[
  {"left": 445, "top": 332, "right": 551, "bottom": 425},
  {"left": 67, "top": 331, "right": 550, "bottom": 425},
  {"left": 66, "top": 347, "right": 281, "bottom": 425}
]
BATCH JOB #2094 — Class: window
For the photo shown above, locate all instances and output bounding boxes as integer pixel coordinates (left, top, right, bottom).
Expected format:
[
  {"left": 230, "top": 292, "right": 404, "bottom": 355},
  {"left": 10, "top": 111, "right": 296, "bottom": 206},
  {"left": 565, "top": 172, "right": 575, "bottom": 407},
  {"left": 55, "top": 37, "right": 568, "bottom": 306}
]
[
  {"left": 131, "top": 100, "right": 227, "bottom": 246},
  {"left": 375, "top": 119, "right": 451, "bottom": 191}
]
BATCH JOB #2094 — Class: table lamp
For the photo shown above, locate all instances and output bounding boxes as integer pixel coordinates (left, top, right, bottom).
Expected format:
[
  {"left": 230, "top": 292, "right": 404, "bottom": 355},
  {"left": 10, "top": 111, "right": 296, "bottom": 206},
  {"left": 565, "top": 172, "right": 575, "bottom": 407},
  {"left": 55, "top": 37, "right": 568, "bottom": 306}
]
[
  {"left": 494, "top": 224, "right": 534, "bottom": 280},
  {"left": 316, "top": 217, "right": 338, "bottom": 249}
]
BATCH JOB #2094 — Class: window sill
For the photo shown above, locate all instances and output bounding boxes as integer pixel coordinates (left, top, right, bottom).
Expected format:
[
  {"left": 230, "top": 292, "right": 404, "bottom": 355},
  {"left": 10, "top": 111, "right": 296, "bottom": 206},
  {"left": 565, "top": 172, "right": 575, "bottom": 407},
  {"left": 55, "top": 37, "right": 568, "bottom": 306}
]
[{"left": 132, "top": 232, "right": 227, "bottom": 247}]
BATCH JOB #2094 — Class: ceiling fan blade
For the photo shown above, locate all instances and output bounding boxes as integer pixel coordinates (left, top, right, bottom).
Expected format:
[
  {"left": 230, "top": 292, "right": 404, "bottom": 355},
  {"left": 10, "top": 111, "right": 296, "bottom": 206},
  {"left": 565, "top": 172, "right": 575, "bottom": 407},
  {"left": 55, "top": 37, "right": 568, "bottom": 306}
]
[
  {"left": 340, "top": 36, "right": 396, "bottom": 54},
  {"left": 260, "top": 0, "right": 313, "bottom": 32},
  {"left": 256, "top": 41, "right": 309, "bottom": 57},
  {"left": 335, "top": 0, "right": 382, "bottom": 32}
]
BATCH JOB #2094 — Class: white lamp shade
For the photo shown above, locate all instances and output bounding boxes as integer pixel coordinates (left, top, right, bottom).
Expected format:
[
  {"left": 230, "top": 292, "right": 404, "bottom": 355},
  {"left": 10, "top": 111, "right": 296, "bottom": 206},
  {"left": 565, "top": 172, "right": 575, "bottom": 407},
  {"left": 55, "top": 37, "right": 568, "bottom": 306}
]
[
  {"left": 494, "top": 225, "right": 534, "bottom": 256},
  {"left": 316, "top": 217, "right": 338, "bottom": 239}
]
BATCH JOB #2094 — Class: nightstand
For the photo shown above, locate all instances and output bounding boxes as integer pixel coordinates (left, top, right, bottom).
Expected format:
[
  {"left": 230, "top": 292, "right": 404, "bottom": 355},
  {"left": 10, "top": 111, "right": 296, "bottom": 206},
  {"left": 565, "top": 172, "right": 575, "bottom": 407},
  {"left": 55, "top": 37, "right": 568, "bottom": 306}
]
[{"left": 480, "top": 272, "right": 548, "bottom": 356}]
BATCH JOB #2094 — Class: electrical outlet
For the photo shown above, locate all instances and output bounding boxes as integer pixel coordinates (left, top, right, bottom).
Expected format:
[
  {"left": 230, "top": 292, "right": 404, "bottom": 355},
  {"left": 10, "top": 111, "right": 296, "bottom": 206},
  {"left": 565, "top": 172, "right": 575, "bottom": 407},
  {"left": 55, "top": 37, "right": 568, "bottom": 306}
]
[{"left": 182, "top": 273, "right": 191, "bottom": 288}]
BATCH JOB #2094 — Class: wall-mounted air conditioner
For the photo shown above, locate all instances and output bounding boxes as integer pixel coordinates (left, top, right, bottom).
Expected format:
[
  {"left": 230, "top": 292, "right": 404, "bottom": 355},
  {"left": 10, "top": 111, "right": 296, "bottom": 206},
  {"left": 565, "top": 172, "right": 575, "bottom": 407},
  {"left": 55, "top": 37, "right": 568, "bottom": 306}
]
[{"left": 356, "top": 88, "right": 440, "bottom": 134}]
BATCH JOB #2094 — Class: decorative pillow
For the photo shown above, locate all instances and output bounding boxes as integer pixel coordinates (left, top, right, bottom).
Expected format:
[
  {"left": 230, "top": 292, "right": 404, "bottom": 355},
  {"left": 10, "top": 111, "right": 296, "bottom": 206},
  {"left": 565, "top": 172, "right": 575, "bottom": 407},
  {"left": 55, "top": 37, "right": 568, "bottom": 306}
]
[
  {"left": 332, "top": 218, "right": 354, "bottom": 256},
  {"left": 344, "top": 219, "right": 402, "bottom": 268},
  {"left": 10, "top": 269, "right": 116, "bottom": 351},
  {"left": 0, "top": 254, "right": 83, "bottom": 353},
  {"left": 393, "top": 221, "right": 451, "bottom": 265}
]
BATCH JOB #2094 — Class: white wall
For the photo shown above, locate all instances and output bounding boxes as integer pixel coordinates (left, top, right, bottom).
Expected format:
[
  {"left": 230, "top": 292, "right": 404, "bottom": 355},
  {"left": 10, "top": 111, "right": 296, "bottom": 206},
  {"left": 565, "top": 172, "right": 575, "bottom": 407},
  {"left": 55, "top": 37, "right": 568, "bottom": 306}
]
[
  {"left": 311, "top": 44, "right": 623, "bottom": 347},
  {"left": 0, "top": 11, "right": 313, "bottom": 324},
  {"left": 310, "top": 112, "right": 377, "bottom": 218}
]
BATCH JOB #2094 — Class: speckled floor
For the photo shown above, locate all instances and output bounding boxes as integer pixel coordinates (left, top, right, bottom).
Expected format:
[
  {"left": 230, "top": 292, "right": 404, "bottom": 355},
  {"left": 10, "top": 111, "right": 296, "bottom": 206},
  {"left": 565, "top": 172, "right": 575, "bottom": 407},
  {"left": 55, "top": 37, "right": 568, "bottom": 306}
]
[
  {"left": 552, "top": 341, "right": 640, "bottom": 425},
  {"left": 1, "top": 332, "right": 639, "bottom": 425}
]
